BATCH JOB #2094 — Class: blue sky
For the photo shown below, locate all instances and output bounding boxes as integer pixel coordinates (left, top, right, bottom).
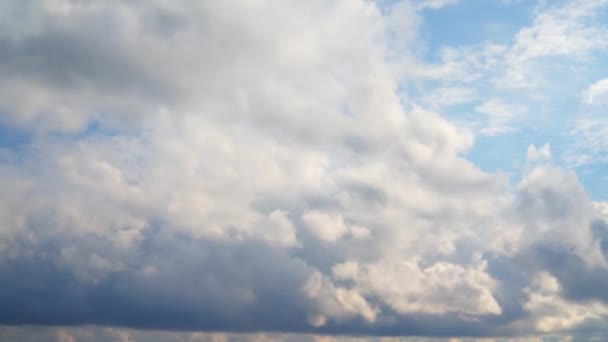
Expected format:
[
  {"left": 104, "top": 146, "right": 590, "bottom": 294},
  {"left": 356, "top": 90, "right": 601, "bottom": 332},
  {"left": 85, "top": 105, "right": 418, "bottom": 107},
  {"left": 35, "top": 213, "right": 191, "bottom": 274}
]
[
  {"left": 415, "top": 0, "right": 608, "bottom": 200},
  {"left": 422, "top": 0, "right": 535, "bottom": 52},
  {"left": 1, "top": 1, "right": 608, "bottom": 341}
]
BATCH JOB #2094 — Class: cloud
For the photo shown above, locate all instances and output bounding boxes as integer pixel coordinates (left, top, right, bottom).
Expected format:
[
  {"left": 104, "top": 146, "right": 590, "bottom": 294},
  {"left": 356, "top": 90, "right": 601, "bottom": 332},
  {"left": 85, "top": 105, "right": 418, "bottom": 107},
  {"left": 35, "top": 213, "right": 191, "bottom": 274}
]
[
  {"left": 498, "top": 0, "right": 608, "bottom": 89},
  {"left": 526, "top": 144, "right": 552, "bottom": 165},
  {"left": 523, "top": 272, "right": 608, "bottom": 333},
  {"left": 416, "top": 0, "right": 461, "bottom": 10},
  {"left": 409, "top": 0, "right": 608, "bottom": 95},
  {"left": 474, "top": 99, "right": 527, "bottom": 135},
  {"left": 419, "top": 87, "right": 479, "bottom": 109},
  {"left": 302, "top": 211, "right": 350, "bottom": 243},
  {"left": 582, "top": 79, "right": 608, "bottom": 105},
  {"left": 331, "top": 256, "right": 502, "bottom": 316},
  {"left": 0, "top": 0, "right": 608, "bottom": 340},
  {"left": 565, "top": 119, "right": 608, "bottom": 167}
]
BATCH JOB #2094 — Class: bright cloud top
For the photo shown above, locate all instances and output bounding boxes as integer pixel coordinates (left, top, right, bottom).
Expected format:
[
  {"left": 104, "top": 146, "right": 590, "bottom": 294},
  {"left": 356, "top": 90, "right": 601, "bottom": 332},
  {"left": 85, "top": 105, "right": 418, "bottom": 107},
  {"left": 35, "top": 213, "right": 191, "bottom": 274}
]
[{"left": 1, "top": 0, "right": 608, "bottom": 341}]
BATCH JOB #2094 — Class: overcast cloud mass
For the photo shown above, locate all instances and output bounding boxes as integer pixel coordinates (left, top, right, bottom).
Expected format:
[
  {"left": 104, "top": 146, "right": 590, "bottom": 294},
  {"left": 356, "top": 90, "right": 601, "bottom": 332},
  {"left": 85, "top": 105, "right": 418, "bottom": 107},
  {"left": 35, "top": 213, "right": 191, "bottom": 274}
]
[{"left": 1, "top": 0, "right": 608, "bottom": 341}]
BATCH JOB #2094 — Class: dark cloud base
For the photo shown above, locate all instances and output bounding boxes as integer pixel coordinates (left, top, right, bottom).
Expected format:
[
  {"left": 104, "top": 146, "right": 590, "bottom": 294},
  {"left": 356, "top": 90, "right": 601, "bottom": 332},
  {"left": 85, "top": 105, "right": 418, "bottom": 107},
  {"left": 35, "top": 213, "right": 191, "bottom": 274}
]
[
  {"left": 1, "top": 201, "right": 607, "bottom": 338},
  {"left": 0, "top": 227, "right": 500, "bottom": 338}
]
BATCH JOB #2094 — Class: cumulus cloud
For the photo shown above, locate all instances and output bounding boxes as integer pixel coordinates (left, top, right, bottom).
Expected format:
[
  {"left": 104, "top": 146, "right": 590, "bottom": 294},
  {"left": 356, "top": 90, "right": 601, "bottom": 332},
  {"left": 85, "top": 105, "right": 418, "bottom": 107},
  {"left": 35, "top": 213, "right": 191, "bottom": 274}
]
[
  {"left": 522, "top": 272, "right": 608, "bottom": 333},
  {"left": 331, "top": 257, "right": 502, "bottom": 316},
  {"left": 0, "top": 0, "right": 608, "bottom": 340}
]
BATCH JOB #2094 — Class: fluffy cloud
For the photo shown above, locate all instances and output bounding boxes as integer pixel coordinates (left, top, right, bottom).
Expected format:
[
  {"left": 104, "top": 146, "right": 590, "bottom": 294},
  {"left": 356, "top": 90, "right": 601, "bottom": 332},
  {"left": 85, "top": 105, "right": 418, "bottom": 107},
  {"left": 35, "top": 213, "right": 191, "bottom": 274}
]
[
  {"left": 522, "top": 272, "right": 608, "bottom": 333},
  {"left": 332, "top": 257, "right": 502, "bottom": 316},
  {"left": 0, "top": 0, "right": 608, "bottom": 340}
]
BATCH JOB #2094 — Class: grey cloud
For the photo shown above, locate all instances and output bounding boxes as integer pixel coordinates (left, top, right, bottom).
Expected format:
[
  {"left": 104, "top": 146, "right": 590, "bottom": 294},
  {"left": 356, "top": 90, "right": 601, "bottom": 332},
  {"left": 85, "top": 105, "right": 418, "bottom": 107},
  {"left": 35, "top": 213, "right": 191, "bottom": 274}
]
[
  {"left": 141, "top": 8, "right": 189, "bottom": 39},
  {"left": 530, "top": 245, "right": 608, "bottom": 304},
  {"left": 1, "top": 0, "right": 608, "bottom": 339},
  {"left": 0, "top": 226, "right": 314, "bottom": 332},
  {"left": 0, "top": 32, "right": 166, "bottom": 97},
  {"left": 0, "top": 220, "right": 499, "bottom": 337}
]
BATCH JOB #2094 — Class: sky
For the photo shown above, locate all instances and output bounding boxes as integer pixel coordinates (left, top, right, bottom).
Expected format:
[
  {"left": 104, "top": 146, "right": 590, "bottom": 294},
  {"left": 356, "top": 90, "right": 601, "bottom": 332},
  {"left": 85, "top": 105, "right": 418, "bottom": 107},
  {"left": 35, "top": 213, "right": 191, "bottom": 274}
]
[{"left": 0, "top": 0, "right": 608, "bottom": 341}]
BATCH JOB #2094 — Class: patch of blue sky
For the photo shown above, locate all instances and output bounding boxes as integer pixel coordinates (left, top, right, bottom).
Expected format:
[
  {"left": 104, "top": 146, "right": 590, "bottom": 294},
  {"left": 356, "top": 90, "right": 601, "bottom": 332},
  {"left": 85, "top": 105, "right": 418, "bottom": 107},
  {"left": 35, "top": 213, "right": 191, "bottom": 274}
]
[
  {"left": 419, "top": 0, "right": 535, "bottom": 62},
  {"left": 470, "top": 107, "right": 607, "bottom": 201},
  {"left": 469, "top": 124, "right": 560, "bottom": 169},
  {"left": 0, "top": 115, "right": 34, "bottom": 164},
  {"left": 0, "top": 111, "right": 136, "bottom": 166},
  {"left": 576, "top": 162, "right": 608, "bottom": 201},
  {"left": 0, "top": 119, "right": 31, "bottom": 149},
  {"left": 59, "top": 118, "right": 124, "bottom": 140},
  {"left": 412, "top": 1, "right": 608, "bottom": 200}
]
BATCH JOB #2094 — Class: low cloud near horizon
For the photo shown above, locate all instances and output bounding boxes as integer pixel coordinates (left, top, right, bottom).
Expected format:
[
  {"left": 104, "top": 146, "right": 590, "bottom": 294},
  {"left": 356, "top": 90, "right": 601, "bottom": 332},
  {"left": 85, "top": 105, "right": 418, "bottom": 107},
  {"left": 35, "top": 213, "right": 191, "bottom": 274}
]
[{"left": 1, "top": 0, "right": 608, "bottom": 341}]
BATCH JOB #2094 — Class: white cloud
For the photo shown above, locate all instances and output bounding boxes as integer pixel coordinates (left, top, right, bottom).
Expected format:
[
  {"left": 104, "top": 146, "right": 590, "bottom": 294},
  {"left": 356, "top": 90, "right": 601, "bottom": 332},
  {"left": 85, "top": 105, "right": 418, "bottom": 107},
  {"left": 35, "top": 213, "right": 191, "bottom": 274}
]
[
  {"left": 419, "top": 87, "right": 479, "bottom": 109},
  {"left": 416, "top": 0, "right": 461, "bottom": 10},
  {"left": 303, "top": 271, "right": 379, "bottom": 324},
  {"left": 408, "top": 0, "right": 608, "bottom": 108},
  {"left": 332, "top": 257, "right": 502, "bottom": 316},
  {"left": 523, "top": 272, "right": 608, "bottom": 333},
  {"left": 582, "top": 79, "right": 608, "bottom": 105},
  {"left": 526, "top": 144, "right": 552, "bottom": 165},
  {"left": 302, "top": 211, "right": 349, "bottom": 243},
  {"left": 565, "top": 119, "right": 608, "bottom": 167},
  {"left": 0, "top": 0, "right": 607, "bottom": 338},
  {"left": 475, "top": 99, "right": 527, "bottom": 135},
  {"left": 498, "top": 0, "right": 608, "bottom": 89}
]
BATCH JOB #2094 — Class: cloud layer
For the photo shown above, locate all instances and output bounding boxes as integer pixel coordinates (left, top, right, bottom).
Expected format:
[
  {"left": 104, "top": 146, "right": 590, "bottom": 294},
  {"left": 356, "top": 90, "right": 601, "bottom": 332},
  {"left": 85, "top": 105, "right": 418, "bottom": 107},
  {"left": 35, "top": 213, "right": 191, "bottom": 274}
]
[{"left": 1, "top": 0, "right": 608, "bottom": 340}]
